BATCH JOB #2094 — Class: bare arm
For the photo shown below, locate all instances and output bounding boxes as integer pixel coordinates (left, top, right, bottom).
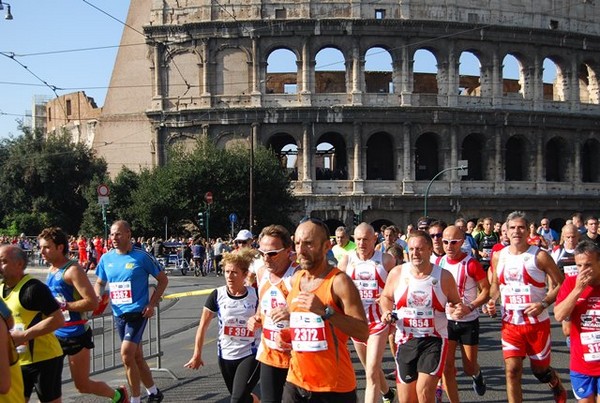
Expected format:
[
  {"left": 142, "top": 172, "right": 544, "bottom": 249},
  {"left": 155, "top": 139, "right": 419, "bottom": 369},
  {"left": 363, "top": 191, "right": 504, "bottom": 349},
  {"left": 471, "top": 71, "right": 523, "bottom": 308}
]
[
  {"left": 184, "top": 308, "right": 215, "bottom": 369},
  {"left": 11, "top": 309, "right": 64, "bottom": 346},
  {"left": 330, "top": 272, "right": 369, "bottom": 340},
  {"left": 144, "top": 270, "right": 169, "bottom": 318},
  {"left": 94, "top": 278, "right": 107, "bottom": 299},
  {"left": 379, "top": 265, "right": 402, "bottom": 321},
  {"left": 64, "top": 264, "right": 98, "bottom": 312},
  {"left": 382, "top": 253, "right": 396, "bottom": 273},
  {"left": 555, "top": 270, "right": 589, "bottom": 322}
]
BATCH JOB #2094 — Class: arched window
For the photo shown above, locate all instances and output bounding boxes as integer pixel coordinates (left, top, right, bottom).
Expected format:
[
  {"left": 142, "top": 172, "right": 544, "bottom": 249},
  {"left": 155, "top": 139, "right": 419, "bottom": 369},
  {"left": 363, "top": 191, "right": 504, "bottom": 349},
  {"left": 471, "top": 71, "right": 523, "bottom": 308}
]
[
  {"left": 545, "top": 137, "right": 568, "bottom": 182},
  {"left": 265, "top": 48, "right": 298, "bottom": 94},
  {"left": 461, "top": 134, "right": 483, "bottom": 180},
  {"left": 582, "top": 139, "right": 600, "bottom": 182},
  {"left": 458, "top": 51, "right": 481, "bottom": 96},
  {"left": 364, "top": 47, "right": 393, "bottom": 93},
  {"left": 413, "top": 49, "right": 438, "bottom": 94},
  {"left": 315, "top": 133, "right": 347, "bottom": 180},
  {"left": 315, "top": 48, "right": 346, "bottom": 93},
  {"left": 267, "top": 133, "right": 298, "bottom": 180},
  {"left": 505, "top": 136, "right": 528, "bottom": 181},
  {"left": 502, "top": 53, "right": 524, "bottom": 98},
  {"left": 366, "top": 132, "right": 394, "bottom": 180},
  {"left": 415, "top": 133, "right": 439, "bottom": 180}
]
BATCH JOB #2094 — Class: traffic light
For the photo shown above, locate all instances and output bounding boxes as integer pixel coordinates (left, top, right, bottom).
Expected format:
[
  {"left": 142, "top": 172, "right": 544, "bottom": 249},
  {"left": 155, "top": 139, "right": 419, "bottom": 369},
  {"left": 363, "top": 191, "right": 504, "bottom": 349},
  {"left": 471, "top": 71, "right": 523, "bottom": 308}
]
[
  {"left": 198, "top": 211, "right": 205, "bottom": 227},
  {"left": 353, "top": 213, "right": 361, "bottom": 226}
]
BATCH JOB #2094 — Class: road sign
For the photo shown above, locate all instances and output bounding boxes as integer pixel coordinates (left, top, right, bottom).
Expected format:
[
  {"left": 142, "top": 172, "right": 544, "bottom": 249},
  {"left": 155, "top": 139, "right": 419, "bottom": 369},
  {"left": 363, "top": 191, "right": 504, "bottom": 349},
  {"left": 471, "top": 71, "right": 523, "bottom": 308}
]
[
  {"left": 97, "top": 184, "right": 110, "bottom": 197},
  {"left": 457, "top": 160, "right": 469, "bottom": 176},
  {"left": 98, "top": 196, "right": 110, "bottom": 206},
  {"left": 229, "top": 213, "right": 238, "bottom": 223},
  {"left": 205, "top": 191, "right": 213, "bottom": 204}
]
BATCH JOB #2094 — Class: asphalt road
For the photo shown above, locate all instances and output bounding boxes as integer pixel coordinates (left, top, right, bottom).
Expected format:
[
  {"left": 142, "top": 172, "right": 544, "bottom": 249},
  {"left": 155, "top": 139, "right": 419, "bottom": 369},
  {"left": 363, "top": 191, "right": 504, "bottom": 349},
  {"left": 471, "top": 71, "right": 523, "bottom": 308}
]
[{"left": 26, "top": 265, "right": 573, "bottom": 402}]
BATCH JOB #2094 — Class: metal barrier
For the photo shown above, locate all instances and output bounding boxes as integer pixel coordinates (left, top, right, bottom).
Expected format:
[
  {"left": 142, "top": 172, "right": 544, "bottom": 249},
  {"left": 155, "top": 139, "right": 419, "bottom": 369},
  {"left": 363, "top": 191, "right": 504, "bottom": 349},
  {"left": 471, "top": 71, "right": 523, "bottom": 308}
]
[{"left": 62, "top": 288, "right": 178, "bottom": 383}]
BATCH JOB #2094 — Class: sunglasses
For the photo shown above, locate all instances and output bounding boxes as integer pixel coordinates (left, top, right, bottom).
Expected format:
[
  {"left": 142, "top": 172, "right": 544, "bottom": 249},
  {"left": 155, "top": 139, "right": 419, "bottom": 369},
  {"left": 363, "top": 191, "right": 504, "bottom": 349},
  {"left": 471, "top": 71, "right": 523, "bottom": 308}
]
[
  {"left": 258, "top": 247, "right": 285, "bottom": 257},
  {"left": 442, "top": 239, "right": 463, "bottom": 245},
  {"left": 429, "top": 233, "right": 443, "bottom": 239}
]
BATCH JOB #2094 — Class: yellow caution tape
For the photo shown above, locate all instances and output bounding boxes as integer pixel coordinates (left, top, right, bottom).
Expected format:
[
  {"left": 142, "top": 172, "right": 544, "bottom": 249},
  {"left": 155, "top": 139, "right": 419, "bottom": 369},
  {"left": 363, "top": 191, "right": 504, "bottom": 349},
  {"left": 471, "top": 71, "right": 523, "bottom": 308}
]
[{"left": 163, "top": 288, "right": 216, "bottom": 299}]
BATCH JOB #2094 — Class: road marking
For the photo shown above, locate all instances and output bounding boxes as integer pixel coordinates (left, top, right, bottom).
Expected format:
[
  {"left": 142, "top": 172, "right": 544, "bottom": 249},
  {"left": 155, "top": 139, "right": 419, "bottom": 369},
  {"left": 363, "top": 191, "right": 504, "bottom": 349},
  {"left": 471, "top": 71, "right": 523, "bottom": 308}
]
[{"left": 163, "top": 288, "right": 216, "bottom": 299}]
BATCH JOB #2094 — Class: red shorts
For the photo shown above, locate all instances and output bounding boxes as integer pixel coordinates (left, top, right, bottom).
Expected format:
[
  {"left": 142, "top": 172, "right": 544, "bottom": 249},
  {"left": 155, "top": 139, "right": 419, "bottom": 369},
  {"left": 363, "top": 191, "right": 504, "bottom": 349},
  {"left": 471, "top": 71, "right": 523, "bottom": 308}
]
[
  {"left": 501, "top": 320, "right": 551, "bottom": 366},
  {"left": 351, "top": 321, "right": 389, "bottom": 344}
]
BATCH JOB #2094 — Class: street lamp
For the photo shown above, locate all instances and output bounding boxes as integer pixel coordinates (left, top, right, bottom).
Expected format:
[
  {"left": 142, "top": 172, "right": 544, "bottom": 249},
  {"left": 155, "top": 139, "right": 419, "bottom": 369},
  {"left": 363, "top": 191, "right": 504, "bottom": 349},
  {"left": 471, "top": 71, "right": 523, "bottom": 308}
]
[
  {"left": 0, "top": 1, "right": 13, "bottom": 20},
  {"left": 423, "top": 162, "right": 468, "bottom": 218}
]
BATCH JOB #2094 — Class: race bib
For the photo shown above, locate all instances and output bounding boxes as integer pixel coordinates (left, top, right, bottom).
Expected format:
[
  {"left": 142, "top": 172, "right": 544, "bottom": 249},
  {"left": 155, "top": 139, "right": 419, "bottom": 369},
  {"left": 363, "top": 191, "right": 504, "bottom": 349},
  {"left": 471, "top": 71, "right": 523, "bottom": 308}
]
[
  {"left": 400, "top": 307, "right": 434, "bottom": 337},
  {"left": 581, "top": 330, "right": 600, "bottom": 362},
  {"left": 109, "top": 281, "right": 133, "bottom": 304},
  {"left": 290, "top": 312, "right": 328, "bottom": 352},
  {"left": 563, "top": 265, "right": 578, "bottom": 278},
  {"left": 354, "top": 280, "right": 378, "bottom": 303},
  {"left": 223, "top": 317, "right": 254, "bottom": 340},
  {"left": 503, "top": 285, "right": 532, "bottom": 311}
]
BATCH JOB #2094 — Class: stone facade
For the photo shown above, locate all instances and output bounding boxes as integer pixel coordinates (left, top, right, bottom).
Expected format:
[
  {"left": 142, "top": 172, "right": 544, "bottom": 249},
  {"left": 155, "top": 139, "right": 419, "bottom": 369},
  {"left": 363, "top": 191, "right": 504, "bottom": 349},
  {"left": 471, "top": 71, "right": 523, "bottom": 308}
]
[
  {"left": 93, "top": 0, "right": 600, "bottom": 229},
  {"left": 46, "top": 92, "right": 101, "bottom": 148}
]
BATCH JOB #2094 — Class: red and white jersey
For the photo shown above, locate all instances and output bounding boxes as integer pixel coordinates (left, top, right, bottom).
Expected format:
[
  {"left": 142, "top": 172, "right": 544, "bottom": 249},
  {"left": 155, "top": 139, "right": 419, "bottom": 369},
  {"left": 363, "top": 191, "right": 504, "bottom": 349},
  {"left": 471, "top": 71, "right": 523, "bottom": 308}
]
[
  {"left": 346, "top": 250, "right": 387, "bottom": 325},
  {"left": 497, "top": 246, "right": 549, "bottom": 325},
  {"left": 438, "top": 255, "right": 486, "bottom": 322},
  {"left": 393, "top": 263, "right": 448, "bottom": 345}
]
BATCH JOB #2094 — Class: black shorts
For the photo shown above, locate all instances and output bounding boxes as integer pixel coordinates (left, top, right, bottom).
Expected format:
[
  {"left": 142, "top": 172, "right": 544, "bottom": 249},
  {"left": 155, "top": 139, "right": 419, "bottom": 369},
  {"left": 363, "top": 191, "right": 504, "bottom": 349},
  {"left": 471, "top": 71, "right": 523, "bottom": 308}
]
[
  {"left": 22, "top": 355, "right": 65, "bottom": 402},
  {"left": 396, "top": 337, "right": 447, "bottom": 384},
  {"left": 447, "top": 318, "right": 480, "bottom": 345},
  {"left": 282, "top": 382, "right": 357, "bottom": 403},
  {"left": 57, "top": 327, "right": 95, "bottom": 356}
]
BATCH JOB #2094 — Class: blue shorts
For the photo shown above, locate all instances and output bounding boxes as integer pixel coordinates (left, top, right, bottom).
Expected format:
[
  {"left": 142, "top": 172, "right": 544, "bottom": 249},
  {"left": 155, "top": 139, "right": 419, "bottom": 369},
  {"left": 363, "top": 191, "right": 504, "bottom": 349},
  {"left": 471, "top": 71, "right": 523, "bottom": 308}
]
[
  {"left": 571, "top": 370, "right": 600, "bottom": 399},
  {"left": 115, "top": 312, "right": 147, "bottom": 344}
]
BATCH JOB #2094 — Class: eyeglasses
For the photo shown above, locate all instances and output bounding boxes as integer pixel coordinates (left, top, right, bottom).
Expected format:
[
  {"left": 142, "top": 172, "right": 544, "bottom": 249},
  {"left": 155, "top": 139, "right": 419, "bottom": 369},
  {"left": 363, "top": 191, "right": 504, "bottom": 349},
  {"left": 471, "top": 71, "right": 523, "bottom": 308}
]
[
  {"left": 429, "top": 233, "right": 443, "bottom": 239},
  {"left": 258, "top": 247, "right": 285, "bottom": 258},
  {"left": 442, "top": 239, "right": 463, "bottom": 245}
]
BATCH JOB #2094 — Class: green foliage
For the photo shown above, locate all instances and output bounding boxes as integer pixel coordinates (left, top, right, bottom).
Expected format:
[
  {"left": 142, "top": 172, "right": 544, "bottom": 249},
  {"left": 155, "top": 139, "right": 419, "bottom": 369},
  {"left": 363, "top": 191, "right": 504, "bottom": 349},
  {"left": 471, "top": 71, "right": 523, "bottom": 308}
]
[
  {"left": 0, "top": 128, "right": 107, "bottom": 236},
  {"left": 121, "top": 138, "right": 298, "bottom": 238}
]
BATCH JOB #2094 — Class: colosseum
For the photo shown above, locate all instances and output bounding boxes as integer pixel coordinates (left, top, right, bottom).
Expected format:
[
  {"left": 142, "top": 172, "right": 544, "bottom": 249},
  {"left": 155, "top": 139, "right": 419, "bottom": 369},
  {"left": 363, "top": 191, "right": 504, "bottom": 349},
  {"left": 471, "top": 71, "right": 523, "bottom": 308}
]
[{"left": 93, "top": 0, "right": 600, "bottom": 230}]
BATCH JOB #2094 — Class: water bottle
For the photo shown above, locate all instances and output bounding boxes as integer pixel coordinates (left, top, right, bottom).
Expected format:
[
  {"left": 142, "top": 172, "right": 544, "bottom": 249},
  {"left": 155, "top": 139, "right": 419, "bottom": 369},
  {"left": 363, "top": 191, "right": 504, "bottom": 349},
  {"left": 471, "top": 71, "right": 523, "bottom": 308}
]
[{"left": 13, "top": 323, "right": 27, "bottom": 354}]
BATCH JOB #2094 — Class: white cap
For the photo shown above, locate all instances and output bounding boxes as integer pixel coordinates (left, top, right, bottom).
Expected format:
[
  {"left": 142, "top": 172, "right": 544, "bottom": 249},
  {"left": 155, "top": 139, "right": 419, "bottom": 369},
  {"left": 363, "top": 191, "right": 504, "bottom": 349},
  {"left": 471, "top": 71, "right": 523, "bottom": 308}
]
[{"left": 234, "top": 229, "right": 253, "bottom": 242}]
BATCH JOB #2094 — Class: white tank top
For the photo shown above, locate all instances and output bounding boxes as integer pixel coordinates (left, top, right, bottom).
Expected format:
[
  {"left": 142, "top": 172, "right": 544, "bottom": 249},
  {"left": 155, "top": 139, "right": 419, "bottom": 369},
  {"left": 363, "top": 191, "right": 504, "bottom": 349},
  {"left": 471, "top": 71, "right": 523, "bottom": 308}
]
[
  {"left": 497, "top": 246, "right": 549, "bottom": 325},
  {"left": 345, "top": 250, "right": 387, "bottom": 324},
  {"left": 438, "top": 255, "right": 480, "bottom": 322},
  {"left": 215, "top": 286, "right": 259, "bottom": 360},
  {"left": 393, "top": 263, "right": 448, "bottom": 344}
]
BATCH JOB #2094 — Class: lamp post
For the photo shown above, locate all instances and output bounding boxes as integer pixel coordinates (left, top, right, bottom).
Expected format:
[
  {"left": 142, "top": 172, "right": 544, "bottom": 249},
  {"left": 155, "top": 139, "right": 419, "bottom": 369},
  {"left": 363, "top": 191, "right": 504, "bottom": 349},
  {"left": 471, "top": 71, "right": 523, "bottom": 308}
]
[
  {"left": 0, "top": 1, "right": 13, "bottom": 20},
  {"left": 424, "top": 163, "right": 468, "bottom": 218}
]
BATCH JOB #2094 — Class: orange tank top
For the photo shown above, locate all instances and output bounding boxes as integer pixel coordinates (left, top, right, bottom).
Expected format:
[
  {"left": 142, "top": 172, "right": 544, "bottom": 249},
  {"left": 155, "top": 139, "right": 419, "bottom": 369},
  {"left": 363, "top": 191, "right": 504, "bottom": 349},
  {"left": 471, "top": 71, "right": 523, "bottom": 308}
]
[{"left": 286, "top": 267, "right": 356, "bottom": 393}]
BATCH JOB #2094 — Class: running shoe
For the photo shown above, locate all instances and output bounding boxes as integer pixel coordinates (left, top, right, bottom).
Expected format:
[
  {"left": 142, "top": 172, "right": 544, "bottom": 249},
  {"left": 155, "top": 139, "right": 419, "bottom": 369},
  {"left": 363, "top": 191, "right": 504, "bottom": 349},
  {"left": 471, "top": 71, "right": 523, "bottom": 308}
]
[
  {"left": 382, "top": 386, "right": 396, "bottom": 403},
  {"left": 115, "top": 385, "right": 129, "bottom": 403},
  {"left": 551, "top": 378, "right": 567, "bottom": 403},
  {"left": 472, "top": 370, "right": 486, "bottom": 396},
  {"left": 385, "top": 369, "right": 397, "bottom": 381},
  {"left": 147, "top": 389, "right": 164, "bottom": 403}
]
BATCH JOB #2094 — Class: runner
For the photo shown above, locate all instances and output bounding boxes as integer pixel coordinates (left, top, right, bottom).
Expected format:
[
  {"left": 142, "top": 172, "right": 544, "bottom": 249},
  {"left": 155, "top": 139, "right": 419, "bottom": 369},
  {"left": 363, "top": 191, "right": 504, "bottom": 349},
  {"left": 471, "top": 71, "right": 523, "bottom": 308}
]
[
  {"left": 487, "top": 211, "right": 567, "bottom": 403},
  {"left": 438, "top": 225, "right": 490, "bottom": 402},
  {"left": 380, "top": 230, "right": 464, "bottom": 403},
  {"left": 338, "top": 223, "right": 396, "bottom": 403},
  {"left": 39, "top": 227, "right": 128, "bottom": 402},
  {"left": 185, "top": 250, "right": 260, "bottom": 403},
  {"left": 555, "top": 241, "right": 600, "bottom": 402},
  {"left": 95, "top": 220, "right": 168, "bottom": 403},
  {"left": 247, "top": 225, "right": 298, "bottom": 403},
  {"left": 282, "top": 218, "right": 368, "bottom": 402}
]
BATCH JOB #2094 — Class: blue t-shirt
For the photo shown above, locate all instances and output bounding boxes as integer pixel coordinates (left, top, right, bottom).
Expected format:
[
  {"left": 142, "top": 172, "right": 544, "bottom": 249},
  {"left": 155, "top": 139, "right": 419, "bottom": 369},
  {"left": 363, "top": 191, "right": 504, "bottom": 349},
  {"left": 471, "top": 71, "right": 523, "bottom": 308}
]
[{"left": 96, "top": 247, "right": 162, "bottom": 316}]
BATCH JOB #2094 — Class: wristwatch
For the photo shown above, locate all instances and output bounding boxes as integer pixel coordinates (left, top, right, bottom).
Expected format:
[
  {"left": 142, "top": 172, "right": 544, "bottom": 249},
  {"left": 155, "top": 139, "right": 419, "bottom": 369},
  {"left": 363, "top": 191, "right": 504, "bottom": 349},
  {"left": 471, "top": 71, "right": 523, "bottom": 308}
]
[
  {"left": 322, "top": 305, "right": 335, "bottom": 320},
  {"left": 540, "top": 300, "right": 549, "bottom": 309}
]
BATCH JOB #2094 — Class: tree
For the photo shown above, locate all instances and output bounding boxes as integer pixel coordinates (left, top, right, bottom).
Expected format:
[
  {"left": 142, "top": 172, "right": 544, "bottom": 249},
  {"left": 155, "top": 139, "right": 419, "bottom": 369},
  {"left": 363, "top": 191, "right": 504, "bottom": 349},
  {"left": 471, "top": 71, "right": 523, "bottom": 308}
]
[
  {"left": 119, "top": 138, "right": 298, "bottom": 238},
  {"left": 0, "top": 128, "right": 107, "bottom": 235}
]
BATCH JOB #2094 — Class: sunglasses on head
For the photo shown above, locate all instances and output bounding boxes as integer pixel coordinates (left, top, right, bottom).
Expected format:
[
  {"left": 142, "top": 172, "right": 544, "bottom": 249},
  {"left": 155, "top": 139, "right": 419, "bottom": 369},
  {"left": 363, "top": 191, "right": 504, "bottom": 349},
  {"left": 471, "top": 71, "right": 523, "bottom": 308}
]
[
  {"left": 258, "top": 247, "right": 285, "bottom": 257},
  {"left": 442, "top": 239, "right": 463, "bottom": 245}
]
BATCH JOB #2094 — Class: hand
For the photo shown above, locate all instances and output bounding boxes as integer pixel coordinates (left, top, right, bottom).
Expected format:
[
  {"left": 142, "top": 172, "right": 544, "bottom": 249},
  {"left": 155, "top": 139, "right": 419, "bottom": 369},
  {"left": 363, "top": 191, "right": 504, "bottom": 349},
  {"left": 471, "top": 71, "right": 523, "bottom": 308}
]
[
  {"left": 295, "top": 292, "right": 326, "bottom": 316},
  {"left": 184, "top": 355, "right": 204, "bottom": 370},
  {"left": 275, "top": 328, "right": 292, "bottom": 350},
  {"left": 247, "top": 314, "right": 262, "bottom": 332},
  {"left": 523, "top": 302, "right": 545, "bottom": 317},
  {"left": 142, "top": 304, "right": 155, "bottom": 318},
  {"left": 486, "top": 299, "right": 497, "bottom": 317},
  {"left": 449, "top": 302, "right": 468, "bottom": 320},
  {"left": 10, "top": 328, "right": 26, "bottom": 346},
  {"left": 269, "top": 306, "right": 290, "bottom": 323},
  {"left": 577, "top": 267, "right": 594, "bottom": 290},
  {"left": 382, "top": 311, "right": 397, "bottom": 325}
]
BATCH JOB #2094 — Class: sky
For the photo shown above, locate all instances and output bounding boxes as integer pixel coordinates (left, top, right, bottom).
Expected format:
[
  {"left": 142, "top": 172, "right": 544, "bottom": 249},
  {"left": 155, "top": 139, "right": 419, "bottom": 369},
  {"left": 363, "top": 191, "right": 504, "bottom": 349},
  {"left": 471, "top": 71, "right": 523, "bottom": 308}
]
[{"left": 0, "top": 1, "right": 130, "bottom": 139}]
